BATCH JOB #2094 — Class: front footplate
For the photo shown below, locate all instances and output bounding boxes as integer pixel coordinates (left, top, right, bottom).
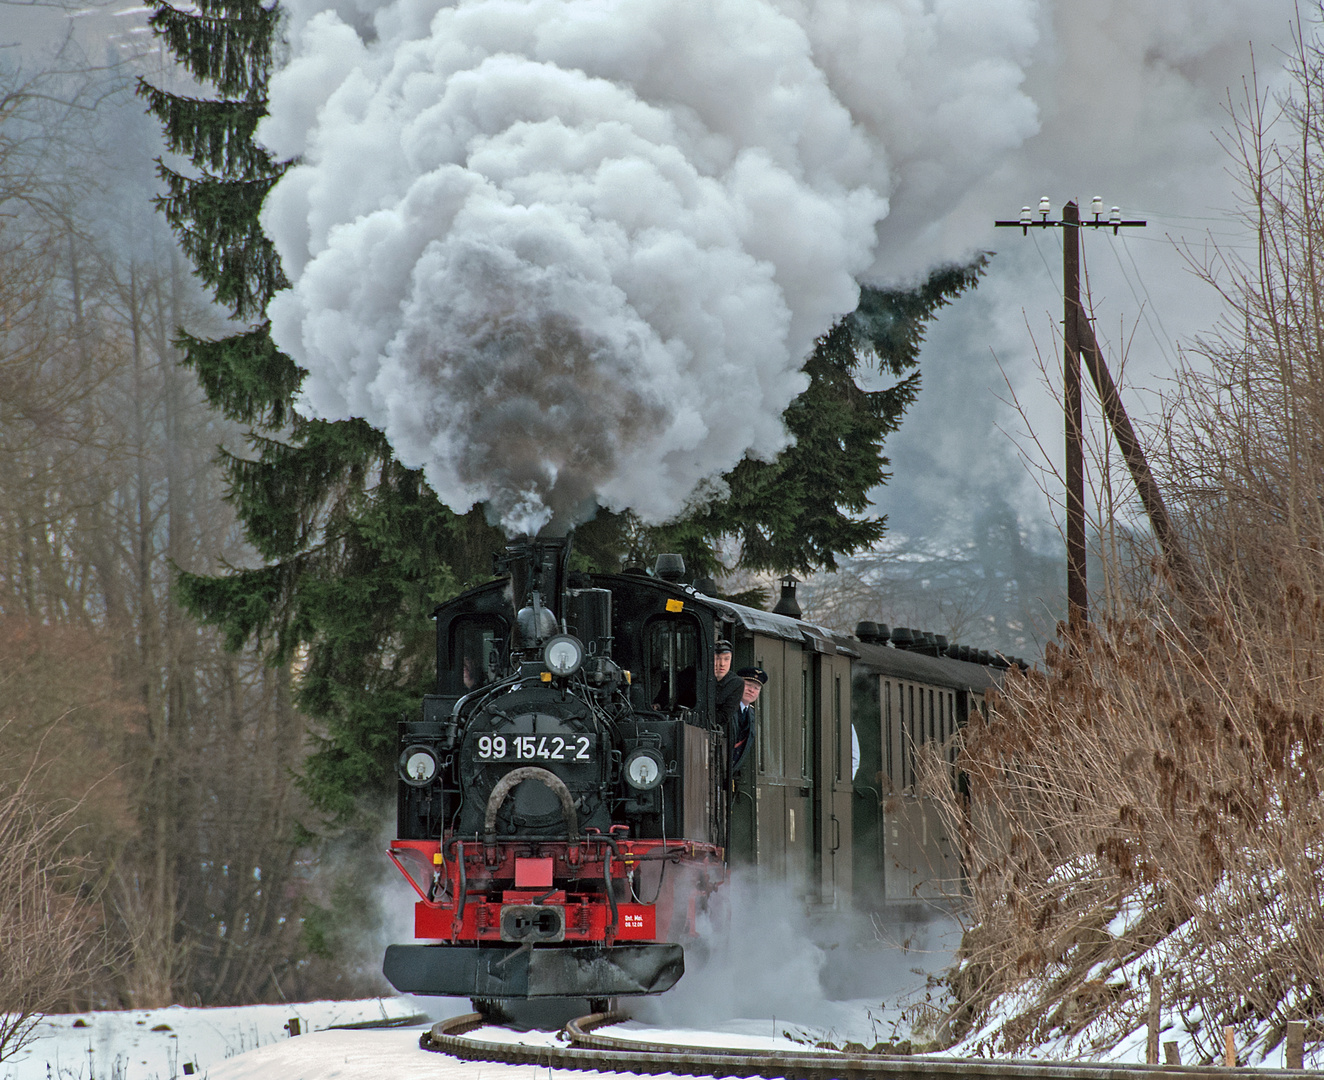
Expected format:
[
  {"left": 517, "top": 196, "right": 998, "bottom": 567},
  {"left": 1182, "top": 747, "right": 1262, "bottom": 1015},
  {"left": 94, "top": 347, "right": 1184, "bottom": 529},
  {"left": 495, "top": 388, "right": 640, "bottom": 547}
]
[{"left": 383, "top": 942, "right": 684, "bottom": 999}]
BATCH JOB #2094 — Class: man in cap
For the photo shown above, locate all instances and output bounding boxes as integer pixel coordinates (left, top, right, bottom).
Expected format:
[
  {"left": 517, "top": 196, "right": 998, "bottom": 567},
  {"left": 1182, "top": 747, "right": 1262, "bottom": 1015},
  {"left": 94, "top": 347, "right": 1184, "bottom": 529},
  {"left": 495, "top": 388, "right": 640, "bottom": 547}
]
[
  {"left": 713, "top": 639, "right": 743, "bottom": 734},
  {"left": 732, "top": 666, "right": 767, "bottom": 773}
]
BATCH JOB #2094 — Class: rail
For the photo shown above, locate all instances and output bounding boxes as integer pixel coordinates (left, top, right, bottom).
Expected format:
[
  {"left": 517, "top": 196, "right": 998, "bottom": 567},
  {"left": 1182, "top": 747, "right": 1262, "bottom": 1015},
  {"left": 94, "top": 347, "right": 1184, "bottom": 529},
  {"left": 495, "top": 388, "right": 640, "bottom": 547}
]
[{"left": 420, "top": 1012, "right": 1313, "bottom": 1080}]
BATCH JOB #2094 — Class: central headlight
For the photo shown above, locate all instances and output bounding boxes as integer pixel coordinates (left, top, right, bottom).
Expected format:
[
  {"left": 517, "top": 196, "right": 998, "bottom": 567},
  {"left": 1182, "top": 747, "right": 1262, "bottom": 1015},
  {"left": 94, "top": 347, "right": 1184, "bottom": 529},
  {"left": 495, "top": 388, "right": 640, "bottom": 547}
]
[{"left": 543, "top": 634, "right": 584, "bottom": 677}]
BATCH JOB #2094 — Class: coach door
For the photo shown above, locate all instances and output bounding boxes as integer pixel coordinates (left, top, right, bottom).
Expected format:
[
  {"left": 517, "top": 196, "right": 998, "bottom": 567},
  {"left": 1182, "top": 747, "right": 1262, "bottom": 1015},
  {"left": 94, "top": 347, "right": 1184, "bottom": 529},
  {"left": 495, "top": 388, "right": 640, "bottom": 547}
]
[
  {"left": 748, "top": 635, "right": 813, "bottom": 886},
  {"left": 809, "top": 646, "right": 853, "bottom": 907}
]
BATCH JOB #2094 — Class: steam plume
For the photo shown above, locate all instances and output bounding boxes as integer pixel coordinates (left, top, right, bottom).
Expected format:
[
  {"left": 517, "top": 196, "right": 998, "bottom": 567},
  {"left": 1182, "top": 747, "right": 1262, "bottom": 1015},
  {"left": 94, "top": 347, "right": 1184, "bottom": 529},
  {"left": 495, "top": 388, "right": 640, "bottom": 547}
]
[{"left": 257, "top": 0, "right": 1040, "bottom": 534}]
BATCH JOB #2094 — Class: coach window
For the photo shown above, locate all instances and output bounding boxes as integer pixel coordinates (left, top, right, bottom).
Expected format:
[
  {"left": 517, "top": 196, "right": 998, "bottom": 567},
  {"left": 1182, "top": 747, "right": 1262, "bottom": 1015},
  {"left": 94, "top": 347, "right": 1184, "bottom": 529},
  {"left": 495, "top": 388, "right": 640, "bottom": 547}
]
[
  {"left": 907, "top": 683, "right": 917, "bottom": 791},
  {"left": 883, "top": 681, "right": 894, "bottom": 792},
  {"left": 441, "top": 615, "right": 506, "bottom": 695},
  {"left": 762, "top": 659, "right": 778, "bottom": 778},
  {"left": 645, "top": 614, "right": 700, "bottom": 712},
  {"left": 897, "top": 682, "right": 907, "bottom": 790},
  {"left": 801, "top": 669, "right": 811, "bottom": 780},
  {"left": 948, "top": 691, "right": 958, "bottom": 768},
  {"left": 834, "top": 675, "right": 844, "bottom": 782}
]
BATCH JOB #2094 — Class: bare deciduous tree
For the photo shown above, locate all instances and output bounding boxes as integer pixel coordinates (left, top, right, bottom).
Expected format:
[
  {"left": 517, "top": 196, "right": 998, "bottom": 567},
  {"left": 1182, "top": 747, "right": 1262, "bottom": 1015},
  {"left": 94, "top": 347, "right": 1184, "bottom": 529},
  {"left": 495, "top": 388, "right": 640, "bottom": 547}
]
[{"left": 0, "top": 46, "right": 316, "bottom": 1011}]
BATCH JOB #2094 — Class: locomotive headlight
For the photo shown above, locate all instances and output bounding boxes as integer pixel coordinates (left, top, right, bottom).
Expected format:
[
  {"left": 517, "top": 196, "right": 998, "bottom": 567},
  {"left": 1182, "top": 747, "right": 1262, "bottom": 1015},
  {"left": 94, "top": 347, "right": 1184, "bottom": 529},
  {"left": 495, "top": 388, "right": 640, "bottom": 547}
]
[
  {"left": 543, "top": 634, "right": 584, "bottom": 677},
  {"left": 399, "top": 745, "right": 438, "bottom": 787},
  {"left": 623, "top": 747, "right": 664, "bottom": 791}
]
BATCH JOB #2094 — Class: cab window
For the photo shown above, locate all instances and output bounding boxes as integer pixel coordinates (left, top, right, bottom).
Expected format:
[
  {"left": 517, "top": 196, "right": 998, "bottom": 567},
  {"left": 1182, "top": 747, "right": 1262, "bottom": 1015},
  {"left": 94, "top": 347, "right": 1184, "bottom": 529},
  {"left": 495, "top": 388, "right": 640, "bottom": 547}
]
[
  {"left": 440, "top": 615, "right": 506, "bottom": 695},
  {"left": 645, "top": 615, "right": 699, "bottom": 712}
]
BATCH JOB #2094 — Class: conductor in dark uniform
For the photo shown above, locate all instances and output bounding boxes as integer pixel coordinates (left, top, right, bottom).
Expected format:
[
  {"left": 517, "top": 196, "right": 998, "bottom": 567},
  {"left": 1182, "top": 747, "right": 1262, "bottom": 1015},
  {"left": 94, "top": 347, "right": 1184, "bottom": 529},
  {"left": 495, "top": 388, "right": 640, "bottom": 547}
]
[{"left": 732, "top": 666, "right": 767, "bottom": 773}]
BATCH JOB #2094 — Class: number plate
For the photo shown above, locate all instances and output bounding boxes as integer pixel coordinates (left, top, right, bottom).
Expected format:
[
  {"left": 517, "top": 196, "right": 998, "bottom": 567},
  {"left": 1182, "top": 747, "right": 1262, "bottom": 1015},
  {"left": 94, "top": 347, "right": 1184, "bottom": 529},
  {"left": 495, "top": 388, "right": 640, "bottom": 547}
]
[{"left": 473, "top": 733, "right": 594, "bottom": 763}]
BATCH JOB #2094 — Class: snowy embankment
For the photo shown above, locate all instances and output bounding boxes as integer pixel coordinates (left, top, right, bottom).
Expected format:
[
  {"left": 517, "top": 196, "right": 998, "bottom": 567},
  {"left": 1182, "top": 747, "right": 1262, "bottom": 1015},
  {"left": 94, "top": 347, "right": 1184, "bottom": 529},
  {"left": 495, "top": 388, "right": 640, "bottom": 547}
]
[{"left": 940, "top": 887, "right": 1324, "bottom": 1071}]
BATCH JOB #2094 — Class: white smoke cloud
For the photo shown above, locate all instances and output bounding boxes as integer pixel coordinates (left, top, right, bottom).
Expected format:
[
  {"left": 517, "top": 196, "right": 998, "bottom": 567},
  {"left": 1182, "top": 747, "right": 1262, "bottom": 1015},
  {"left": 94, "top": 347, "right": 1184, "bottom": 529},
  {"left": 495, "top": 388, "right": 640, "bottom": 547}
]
[
  {"left": 259, "top": 0, "right": 1294, "bottom": 539},
  {"left": 257, "top": 0, "right": 1041, "bottom": 534}
]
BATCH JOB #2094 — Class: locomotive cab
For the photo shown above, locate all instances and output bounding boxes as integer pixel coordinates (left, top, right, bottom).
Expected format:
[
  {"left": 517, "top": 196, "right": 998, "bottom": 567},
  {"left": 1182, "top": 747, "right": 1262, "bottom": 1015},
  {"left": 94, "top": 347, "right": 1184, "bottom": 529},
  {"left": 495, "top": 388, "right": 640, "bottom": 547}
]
[{"left": 383, "top": 536, "right": 726, "bottom": 1002}]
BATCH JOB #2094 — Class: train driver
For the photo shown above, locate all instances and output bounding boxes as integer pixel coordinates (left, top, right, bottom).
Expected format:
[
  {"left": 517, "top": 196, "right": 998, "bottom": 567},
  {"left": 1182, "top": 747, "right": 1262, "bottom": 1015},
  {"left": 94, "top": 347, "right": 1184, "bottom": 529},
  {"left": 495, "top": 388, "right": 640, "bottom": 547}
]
[
  {"left": 732, "top": 666, "right": 767, "bottom": 772},
  {"left": 714, "top": 639, "right": 744, "bottom": 734}
]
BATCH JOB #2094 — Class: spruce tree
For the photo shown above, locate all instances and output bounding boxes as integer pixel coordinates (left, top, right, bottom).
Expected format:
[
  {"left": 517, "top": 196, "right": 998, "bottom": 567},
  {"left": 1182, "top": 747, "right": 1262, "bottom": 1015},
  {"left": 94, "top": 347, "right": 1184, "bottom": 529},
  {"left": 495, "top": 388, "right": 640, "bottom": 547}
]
[
  {"left": 624, "top": 262, "right": 987, "bottom": 578},
  {"left": 141, "top": 3, "right": 985, "bottom": 821},
  {"left": 139, "top": 0, "right": 506, "bottom": 823}
]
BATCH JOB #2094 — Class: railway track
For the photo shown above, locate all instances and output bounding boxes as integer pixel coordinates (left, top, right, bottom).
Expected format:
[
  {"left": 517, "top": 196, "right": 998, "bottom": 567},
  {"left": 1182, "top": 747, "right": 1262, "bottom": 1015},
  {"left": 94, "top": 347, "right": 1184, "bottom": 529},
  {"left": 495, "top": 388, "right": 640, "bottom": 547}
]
[{"left": 420, "top": 1012, "right": 1308, "bottom": 1080}]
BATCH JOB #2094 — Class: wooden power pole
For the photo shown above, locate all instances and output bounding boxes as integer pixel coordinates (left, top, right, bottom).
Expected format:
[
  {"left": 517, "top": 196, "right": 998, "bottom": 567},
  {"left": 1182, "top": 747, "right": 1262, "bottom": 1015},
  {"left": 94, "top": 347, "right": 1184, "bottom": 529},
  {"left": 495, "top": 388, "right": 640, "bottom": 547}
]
[
  {"left": 1062, "top": 201, "right": 1087, "bottom": 630},
  {"left": 994, "top": 197, "right": 1170, "bottom": 634}
]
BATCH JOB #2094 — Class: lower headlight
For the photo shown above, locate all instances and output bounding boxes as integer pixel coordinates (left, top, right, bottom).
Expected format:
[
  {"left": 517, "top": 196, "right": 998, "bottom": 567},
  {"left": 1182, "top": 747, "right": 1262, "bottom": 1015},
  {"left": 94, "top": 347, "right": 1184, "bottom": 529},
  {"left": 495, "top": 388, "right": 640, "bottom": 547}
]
[
  {"left": 399, "top": 745, "right": 439, "bottom": 786},
  {"left": 623, "top": 747, "right": 664, "bottom": 791}
]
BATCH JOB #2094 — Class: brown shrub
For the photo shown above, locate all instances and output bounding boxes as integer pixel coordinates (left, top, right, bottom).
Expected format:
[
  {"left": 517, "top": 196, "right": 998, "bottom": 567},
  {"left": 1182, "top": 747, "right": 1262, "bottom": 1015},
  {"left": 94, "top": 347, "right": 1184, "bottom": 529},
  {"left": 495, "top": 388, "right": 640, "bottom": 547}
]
[
  {"left": 0, "top": 764, "right": 100, "bottom": 1061},
  {"left": 932, "top": 594, "right": 1324, "bottom": 1060}
]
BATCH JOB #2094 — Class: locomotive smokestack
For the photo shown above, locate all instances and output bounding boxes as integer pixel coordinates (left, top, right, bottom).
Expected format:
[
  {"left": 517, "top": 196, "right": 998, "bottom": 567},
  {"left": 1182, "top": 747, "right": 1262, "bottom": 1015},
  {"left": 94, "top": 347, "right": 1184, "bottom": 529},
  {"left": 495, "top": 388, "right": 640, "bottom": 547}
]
[
  {"left": 654, "top": 553, "right": 686, "bottom": 582},
  {"left": 500, "top": 536, "right": 572, "bottom": 647}
]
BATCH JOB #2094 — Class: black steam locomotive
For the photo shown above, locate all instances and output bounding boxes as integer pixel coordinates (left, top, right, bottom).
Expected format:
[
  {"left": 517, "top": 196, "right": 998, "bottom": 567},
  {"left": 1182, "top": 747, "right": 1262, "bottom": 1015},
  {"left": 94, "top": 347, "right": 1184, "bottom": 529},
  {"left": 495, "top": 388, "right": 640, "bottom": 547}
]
[{"left": 382, "top": 536, "right": 727, "bottom": 1003}]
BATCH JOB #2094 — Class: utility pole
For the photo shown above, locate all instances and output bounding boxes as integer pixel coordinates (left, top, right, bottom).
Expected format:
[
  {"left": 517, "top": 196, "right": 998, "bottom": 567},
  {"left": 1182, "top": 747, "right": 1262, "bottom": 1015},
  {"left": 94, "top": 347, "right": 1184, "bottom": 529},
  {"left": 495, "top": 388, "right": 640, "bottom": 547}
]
[
  {"left": 995, "top": 198, "right": 1147, "bottom": 634},
  {"left": 1062, "top": 201, "right": 1087, "bottom": 631}
]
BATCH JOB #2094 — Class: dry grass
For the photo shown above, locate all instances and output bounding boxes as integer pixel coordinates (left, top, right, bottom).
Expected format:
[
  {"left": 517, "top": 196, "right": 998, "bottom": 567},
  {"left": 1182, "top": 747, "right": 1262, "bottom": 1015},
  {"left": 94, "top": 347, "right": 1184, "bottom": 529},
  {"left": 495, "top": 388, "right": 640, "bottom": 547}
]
[{"left": 931, "top": 594, "right": 1324, "bottom": 1060}]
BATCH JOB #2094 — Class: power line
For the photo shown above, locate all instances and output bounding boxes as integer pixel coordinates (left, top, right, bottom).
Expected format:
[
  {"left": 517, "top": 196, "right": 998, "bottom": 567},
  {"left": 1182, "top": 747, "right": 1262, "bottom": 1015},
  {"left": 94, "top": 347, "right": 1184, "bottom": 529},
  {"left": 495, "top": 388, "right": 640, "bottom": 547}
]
[
  {"left": 1120, "top": 232, "right": 1179, "bottom": 358},
  {"left": 1029, "top": 231, "right": 1062, "bottom": 297},
  {"left": 1103, "top": 232, "right": 1177, "bottom": 369}
]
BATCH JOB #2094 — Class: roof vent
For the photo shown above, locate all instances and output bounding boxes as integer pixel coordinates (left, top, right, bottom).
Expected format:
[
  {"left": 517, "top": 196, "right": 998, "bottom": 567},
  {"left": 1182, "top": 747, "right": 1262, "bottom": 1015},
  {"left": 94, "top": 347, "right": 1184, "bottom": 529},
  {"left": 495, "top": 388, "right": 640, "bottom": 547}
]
[
  {"left": 693, "top": 575, "right": 717, "bottom": 596},
  {"left": 654, "top": 553, "right": 686, "bottom": 582},
  {"left": 855, "top": 620, "right": 881, "bottom": 644},
  {"left": 772, "top": 575, "right": 802, "bottom": 619},
  {"left": 891, "top": 627, "right": 915, "bottom": 650}
]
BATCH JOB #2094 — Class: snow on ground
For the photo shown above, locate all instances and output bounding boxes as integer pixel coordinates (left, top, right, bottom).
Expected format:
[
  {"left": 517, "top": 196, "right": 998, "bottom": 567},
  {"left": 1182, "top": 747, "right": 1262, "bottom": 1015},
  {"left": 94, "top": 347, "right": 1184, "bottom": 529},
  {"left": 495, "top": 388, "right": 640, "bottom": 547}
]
[
  {"left": 0, "top": 910, "right": 975, "bottom": 1080},
  {"left": 202, "top": 1026, "right": 705, "bottom": 1080},
  {"left": 1, "top": 1001, "right": 859, "bottom": 1080},
  {"left": 938, "top": 896, "right": 1324, "bottom": 1070},
  {"left": 0, "top": 998, "right": 455, "bottom": 1080}
]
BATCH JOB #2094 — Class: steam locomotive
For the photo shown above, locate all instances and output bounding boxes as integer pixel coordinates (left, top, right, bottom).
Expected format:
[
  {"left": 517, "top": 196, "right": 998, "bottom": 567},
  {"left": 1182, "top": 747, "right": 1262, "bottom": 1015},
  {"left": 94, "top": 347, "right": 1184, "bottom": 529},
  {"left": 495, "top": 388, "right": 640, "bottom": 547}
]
[
  {"left": 382, "top": 536, "right": 727, "bottom": 1004},
  {"left": 382, "top": 535, "right": 1016, "bottom": 1005}
]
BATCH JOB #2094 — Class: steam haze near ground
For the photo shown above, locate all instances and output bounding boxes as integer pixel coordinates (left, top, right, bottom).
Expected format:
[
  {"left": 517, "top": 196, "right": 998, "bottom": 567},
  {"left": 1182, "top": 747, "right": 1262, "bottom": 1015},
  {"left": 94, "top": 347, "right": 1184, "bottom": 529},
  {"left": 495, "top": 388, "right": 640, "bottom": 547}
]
[
  {"left": 364, "top": 852, "right": 957, "bottom": 1043},
  {"left": 632, "top": 873, "right": 959, "bottom": 1044}
]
